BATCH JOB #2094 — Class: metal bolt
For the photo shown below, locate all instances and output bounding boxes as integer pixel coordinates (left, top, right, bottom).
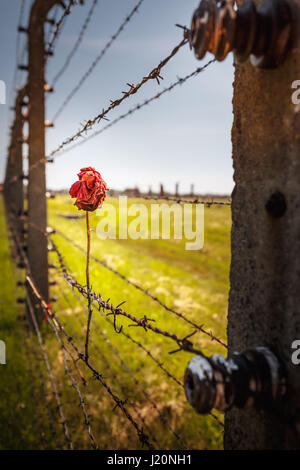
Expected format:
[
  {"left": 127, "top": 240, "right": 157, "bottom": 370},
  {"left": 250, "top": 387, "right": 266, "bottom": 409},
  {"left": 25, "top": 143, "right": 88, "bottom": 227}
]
[{"left": 184, "top": 347, "right": 287, "bottom": 414}]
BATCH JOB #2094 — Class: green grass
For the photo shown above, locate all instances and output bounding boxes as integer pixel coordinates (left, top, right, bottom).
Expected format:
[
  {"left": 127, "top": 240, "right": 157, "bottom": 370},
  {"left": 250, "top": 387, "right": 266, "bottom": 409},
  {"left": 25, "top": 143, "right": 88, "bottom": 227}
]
[{"left": 0, "top": 194, "right": 231, "bottom": 450}]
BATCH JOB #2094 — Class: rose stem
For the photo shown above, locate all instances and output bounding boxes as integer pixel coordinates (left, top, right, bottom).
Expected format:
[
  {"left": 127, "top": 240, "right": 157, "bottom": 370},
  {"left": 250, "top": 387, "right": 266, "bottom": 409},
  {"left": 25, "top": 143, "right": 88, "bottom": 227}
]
[{"left": 85, "top": 210, "right": 92, "bottom": 361}]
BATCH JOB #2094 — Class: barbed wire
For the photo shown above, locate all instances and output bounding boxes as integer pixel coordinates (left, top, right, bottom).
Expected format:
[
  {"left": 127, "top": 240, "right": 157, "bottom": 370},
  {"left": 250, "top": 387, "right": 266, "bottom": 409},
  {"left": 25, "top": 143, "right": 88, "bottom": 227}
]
[
  {"left": 59, "top": 282, "right": 187, "bottom": 448},
  {"left": 51, "top": 0, "right": 99, "bottom": 87},
  {"left": 47, "top": 231, "right": 224, "bottom": 427},
  {"left": 9, "top": 211, "right": 155, "bottom": 449},
  {"left": 48, "top": 236, "right": 209, "bottom": 358},
  {"left": 59, "top": 287, "right": 162, "bottom": 449},
  {"left": 27, "top": 274, "right": 154, "bottom": 449},
  {"left": 52, "top": 228, "right": 226, "bottom": 348},
  {"left": 52, "top": 261, "right": 184, "bottom": 388},
  {"left": 49, "top": 35, "right": 188, "bottom": 156},
  {"left": 135, "top": 194, "right": 231, "bottom": 207},
  {"left": 72, "top": 273, "right": 224, "bottom": 429},
  {"left": 47, "top": 0, "right": 77, "bottom": 54},
  {"left": 51, "top": 0, "right": 146, "bottom": 122},
  {"left": 11, "top": 208, "right": 225, "bottom": 432},
  {"left": 6, "top": 58, "right": 215, "bottom": 188},
  {"left": 53, "top": 59, "right": 215, "bottom": 158}
]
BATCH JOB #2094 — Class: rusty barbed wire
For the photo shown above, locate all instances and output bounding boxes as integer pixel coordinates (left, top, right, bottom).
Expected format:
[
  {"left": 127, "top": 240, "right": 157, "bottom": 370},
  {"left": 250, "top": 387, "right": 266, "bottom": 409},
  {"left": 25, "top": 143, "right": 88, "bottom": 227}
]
[
  {"left": 52, "top": 261, "right": 184, "bottom": 389},
  {"left": 20, "top": 219, "right": 225, "bottom": 352},
  {"left": 48, "top": 35, "right": 188, "bottom": 156},
  {"left": 26, "top": 274, "right": 154, "bottom": 449},
  {"left": 16, "top": 238, "right": 154, "bottom": 449},
  {"left": 60, "top": 283, "right": 187, "bottom": 448},
  {"left": 48, "top": 235, "right": 224, "bottom": 427},
  {"left": 48, "top": 236, "right": 207, "bottom": 357},
  {"left": 51, "top": 0, "right": 146, "bottom": 121},
  {"left": 44, "top": 310, "right": 155, "bottom": 449},
  {"left": 53, "top": 228, "right": 227, "bottom": 348},
  {"left": 51, "top": 0, "right": 99, "bottom": 87},
  {"left": 59, "top": 288, "right": 162, "bottom": 450},
  {"left": 53, "top": 58, "right": 215, "bottom": 157},
  {"left": 47, "top": 232, "right": 224, "bottom": 434},
  {"left": 47, "top": 0, "right": 78, "bottom": 54}
]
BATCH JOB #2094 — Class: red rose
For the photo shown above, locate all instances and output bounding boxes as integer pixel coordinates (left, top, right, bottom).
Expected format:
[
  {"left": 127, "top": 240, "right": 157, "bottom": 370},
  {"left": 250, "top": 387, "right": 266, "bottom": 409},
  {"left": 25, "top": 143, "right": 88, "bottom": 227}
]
[{"left": 69, "top": 167, "right": 108, "bottom": 212}]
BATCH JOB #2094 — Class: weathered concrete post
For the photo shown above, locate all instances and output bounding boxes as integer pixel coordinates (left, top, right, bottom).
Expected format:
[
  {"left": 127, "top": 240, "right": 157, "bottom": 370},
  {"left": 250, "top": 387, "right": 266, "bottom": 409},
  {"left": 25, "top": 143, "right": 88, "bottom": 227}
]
[
  {"left": 4, "top": 86, "right": 27, "bottom": 237},
  {"left": 225, "top": 0, "right": 300, "bottom": 450},
  {"left": 14, "top": 86, "right": 27, "bottom": 239},
  {"left": 27, "top": 0, "right": 60, "bottom": 308}
]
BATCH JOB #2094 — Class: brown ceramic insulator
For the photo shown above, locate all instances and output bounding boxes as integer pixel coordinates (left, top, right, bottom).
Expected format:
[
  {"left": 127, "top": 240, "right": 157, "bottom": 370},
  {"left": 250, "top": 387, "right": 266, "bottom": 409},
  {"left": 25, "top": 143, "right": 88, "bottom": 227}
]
[{"left": 190, "top": 0, "right": 294, "bottom": 68}]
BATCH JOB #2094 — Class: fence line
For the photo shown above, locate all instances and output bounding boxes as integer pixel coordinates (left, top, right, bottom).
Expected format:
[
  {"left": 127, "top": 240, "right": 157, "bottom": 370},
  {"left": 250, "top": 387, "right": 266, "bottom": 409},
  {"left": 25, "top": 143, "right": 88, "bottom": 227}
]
[{"left": 4, "top": 0, "right": 227, "bottom": 450}]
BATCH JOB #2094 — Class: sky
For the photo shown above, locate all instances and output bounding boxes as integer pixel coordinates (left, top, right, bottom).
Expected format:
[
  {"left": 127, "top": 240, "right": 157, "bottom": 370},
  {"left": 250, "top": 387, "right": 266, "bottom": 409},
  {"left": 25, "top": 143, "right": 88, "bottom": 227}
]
[{"left": 0, "top": 0, "right": 235, "bottom": 195}]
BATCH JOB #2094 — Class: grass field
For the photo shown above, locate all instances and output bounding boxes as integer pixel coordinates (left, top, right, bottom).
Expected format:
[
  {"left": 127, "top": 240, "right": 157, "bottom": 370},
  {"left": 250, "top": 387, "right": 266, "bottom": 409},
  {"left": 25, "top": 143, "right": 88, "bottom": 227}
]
[{"left": 0, "top": 194, "right": 231, "bottom": 450}]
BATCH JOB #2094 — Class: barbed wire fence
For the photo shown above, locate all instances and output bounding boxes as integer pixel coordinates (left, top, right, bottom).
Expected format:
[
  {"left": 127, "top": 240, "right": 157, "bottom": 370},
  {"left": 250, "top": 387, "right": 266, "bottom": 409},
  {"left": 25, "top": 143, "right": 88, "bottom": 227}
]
[{"left": 3, "top": 0, "right": 230, "bottom": 450}]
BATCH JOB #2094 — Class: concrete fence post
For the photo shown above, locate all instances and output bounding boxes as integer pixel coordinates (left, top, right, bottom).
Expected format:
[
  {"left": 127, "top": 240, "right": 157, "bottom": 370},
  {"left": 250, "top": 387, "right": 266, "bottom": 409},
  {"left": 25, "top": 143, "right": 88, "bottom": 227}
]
[
  {"left": 27, "top": 0, "right": 62, "bottom": 313},
  {"left": 225, "top": 0, "right": 300, "bottom": 450}
]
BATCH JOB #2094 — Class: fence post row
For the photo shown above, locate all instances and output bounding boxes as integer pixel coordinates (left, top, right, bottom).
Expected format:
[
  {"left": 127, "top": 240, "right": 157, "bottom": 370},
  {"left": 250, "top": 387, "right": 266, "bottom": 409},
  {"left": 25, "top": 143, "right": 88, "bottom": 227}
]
[
  {"left": 225, "top": 0, "right": 300, "bottom": 450},
  {"left": 4, "top": 85, "right": 28, "bottom": 241},
  {"left": 26, "top": 0, "right": 62, "bottom": 314}
]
